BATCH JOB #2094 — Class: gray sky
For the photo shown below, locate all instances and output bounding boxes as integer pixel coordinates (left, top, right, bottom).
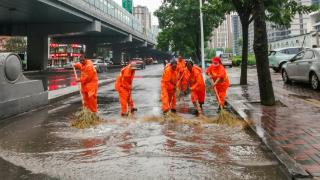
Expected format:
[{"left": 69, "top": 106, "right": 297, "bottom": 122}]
[{"left": 114, "top": 0, "right": 162, "bottom": 25}]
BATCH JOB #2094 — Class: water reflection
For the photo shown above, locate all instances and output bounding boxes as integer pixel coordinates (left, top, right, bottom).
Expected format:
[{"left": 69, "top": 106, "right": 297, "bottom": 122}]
[{"left": 0, "top": 66, "right": 287, "bottom": 179}]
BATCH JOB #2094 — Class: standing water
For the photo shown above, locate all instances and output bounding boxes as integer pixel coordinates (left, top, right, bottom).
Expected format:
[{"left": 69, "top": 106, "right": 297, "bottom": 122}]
[{"left": 0, "top": 65, "right": 287, "bottom": 179}]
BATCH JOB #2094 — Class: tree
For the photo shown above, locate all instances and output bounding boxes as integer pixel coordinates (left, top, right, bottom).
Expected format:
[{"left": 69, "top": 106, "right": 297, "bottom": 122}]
[
  {"left": 155, "top": 0, "right": 225, "bottom": 62},
  {"left": 205, "top": 0, "right": 316, "bottom": 105},
  {"left": 237, "top": 38, "right": 243, "bottom": 55},
  {"left": 4, "top": 37, "right": 27, "bottom": 53},
  {"left": 253, "top": 0, "right": 275, "bottom": 105},
  {"left": 224, "top": 48, "right": 233, "bottom": 53},
  {"left": 205, "top": 48, "right": 216, "bottom": 59},
  {"left": 205, "top": 0, "right": 316, "bottom": 85}
]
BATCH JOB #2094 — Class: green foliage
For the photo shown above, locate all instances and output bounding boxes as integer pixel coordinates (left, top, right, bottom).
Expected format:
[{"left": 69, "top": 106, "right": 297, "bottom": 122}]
[
  {"left": 155, "top": 0, "right": 225, "bottom": 59},
  {"left": 224, "top": 48, "right": 233, "bottom": 53},
  {"left": 205, "top": 48, "right": 216, "bottom": 59},
  {"left": 232, "top": 54, "right": 256, "bottom": 66},
  {"left": 266, "top": 0, "right": 318, "bottom": 27},
  {"left": 4, "top": 37, "right": 27, "bottom": 53}
]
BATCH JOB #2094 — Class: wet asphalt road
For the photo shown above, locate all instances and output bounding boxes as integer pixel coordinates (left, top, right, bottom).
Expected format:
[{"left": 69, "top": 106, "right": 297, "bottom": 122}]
[
  {"left": 0, "top": 65, "right": 287, "bottom": 180},
  {"left": 24, "top": 68, "right": 120, "bottom": 91}
]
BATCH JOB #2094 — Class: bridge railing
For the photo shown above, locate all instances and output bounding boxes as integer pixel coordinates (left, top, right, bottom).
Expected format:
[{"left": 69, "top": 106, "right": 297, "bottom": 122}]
[{"left": 73, "top": 0, "right": 157, "bottom": 43}]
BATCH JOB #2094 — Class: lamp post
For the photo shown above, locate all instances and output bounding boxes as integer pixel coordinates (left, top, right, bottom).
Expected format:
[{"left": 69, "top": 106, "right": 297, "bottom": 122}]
[{"left": 199, "top": 0, "right": 205, "bottom": 77}]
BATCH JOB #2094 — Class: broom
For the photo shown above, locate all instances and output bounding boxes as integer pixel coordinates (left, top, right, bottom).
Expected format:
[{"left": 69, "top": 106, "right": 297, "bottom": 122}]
[
  {"left": 71, "top": 64, "right": 102, "bottom": 129},
  {"left": 126, "top": 90, "right": 136, "bottom": 119},
  {"left": 209, "top": 78, "right": 246, "bottom": 127}
]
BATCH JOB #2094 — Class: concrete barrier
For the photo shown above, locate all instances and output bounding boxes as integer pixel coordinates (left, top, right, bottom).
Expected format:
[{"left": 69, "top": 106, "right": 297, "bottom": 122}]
[{"left": 0, "top": 53, "right": 48, "bottom": 119}]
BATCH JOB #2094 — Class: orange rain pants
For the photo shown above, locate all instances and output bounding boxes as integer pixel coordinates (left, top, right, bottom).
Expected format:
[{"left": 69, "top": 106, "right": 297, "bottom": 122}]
[
  {"left": 206, "top": 64, "right": 230, "bottom": 107},
  {"left": 161, "top": 65, "right": 178, "bottom": 112},
  {"left": 189, "top": 66, "right": 206, "bottom": 104},
  {"left": 115, "top": 64, "right": 135, "bottom": 114},
  {"left": 74, "top": 60, "right": 98, "bottom": 112}
]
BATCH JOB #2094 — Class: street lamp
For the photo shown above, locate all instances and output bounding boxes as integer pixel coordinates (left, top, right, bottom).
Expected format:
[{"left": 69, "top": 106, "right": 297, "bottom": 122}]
[{"left": 199, "top": 0, "right": 207, "bottom": 77}]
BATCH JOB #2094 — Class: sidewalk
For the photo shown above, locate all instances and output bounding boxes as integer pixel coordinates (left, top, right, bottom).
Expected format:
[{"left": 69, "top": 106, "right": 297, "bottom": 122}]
[{"left": 227, "top": 68, "right": 320, "bottom": 179}]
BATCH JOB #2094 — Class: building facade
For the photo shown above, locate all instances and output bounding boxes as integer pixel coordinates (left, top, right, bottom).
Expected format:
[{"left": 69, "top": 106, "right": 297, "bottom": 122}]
[
  {"left": 208, "top": 14, "right": 233, "bottom": 51},
  {"left": 0, "top": 36, "right": 10, "bottom": 52},
  {"left": 231, "top": 14, "right": 242, "bottom": 55},
  {"left": 133, "top": 6, "right": 152, "bottom": 33}
]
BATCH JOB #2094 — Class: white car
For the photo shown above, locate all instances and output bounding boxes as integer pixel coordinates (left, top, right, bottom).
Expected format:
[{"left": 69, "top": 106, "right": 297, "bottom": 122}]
[
  {"left": 220, "top": 54, "right": 232, "bottom": 67},
  {"left": 91, "top": 59, "right": 108, "bottom": 73},
  {"left": 269, "top": 47, "right": 302, "bottom": 72}
]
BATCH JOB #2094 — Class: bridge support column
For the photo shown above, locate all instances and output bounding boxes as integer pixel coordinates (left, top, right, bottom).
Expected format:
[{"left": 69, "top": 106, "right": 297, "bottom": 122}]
[
  {"left": 27, "top": 35, "right": 49, "bottom": 71},
  {"left": 85, "top": 42, "right": 97, "bottom": 58},
  {"left": 112, "top": 49, "right": 122, "bottom": 64}
]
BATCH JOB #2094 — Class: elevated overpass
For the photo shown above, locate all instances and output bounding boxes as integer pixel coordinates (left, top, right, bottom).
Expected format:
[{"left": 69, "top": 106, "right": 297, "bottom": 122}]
[{"left": 0, "top": 0, "right": 168, "bottom": 70}]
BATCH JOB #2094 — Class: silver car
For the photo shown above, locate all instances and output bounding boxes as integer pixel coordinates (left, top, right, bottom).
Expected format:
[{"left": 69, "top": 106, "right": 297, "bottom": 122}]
[
  {"left": 282, "top": 48, "right": 320, "bottom": 90},
  {"left": 91, "top": 59, "right": 108, "bottom": 73}
]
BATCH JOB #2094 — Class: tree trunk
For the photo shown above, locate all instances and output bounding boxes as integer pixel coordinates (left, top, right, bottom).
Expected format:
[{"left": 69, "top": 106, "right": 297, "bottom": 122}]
[
  {"left": 253, "top": 0, "right": 275, "bottom": 106},
  {"left": 240, "top": 22, "right": 249, "bottom": 85}
]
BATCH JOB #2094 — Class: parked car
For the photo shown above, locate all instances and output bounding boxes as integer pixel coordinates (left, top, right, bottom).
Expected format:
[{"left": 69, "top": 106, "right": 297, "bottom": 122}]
[
  {"left": 153, "top": 59, "right": 159, "bottom": 64},
  {"left": 121, "top": 60, "right": 128, "bottom": 67},
  {"left": 269, "top": 47, "right": 303, "bottom": 72},
  {"left": 282, "top": 48, "right": 320, "bottom": 90},
  {"left": 220, "top": 54, "right": 232, "bottom": 67},
  {"left": 129, "top": 58, "right": 146, "bottom": 69},
  {"left": 145, "top": 58, "right": 153, "bottom": 65},
  {"left": 91, "top": 59, "right": 108, "bottom": 73},
  {"left": 64, "top": 62, "right": 74, "bottom": 69}
]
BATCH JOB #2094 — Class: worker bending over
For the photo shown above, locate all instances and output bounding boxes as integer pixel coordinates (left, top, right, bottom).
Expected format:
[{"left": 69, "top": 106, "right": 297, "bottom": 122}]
[
  {"left": 73, "top": 54, "right": 99, "bottom": 113},
  {"left": 161, "top": 60, "right": 178, "bottom": 114},
  {"left": 185, "top": 60, "right": 206, "bottom": 115},
  {"left": 115, "top": 62, "right": 138, "bottom": 116},
  {"left": 206, "top": 57, "right": 230, "bottom": 112}
]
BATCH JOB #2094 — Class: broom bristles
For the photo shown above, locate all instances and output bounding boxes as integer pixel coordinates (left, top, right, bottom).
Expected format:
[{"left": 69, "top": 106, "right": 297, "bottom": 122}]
[
  {"left": 143, "top": 110, "right": 250, "bottom": 129},
  {"left": 214, "top": 109, "right": 249, "bottom": 128},
  {"left": 71, "top": 108, "right": 103, "bottom": 129}
]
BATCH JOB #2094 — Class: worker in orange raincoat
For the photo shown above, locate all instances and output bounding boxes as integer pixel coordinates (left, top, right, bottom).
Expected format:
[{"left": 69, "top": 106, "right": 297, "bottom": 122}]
[
  {"left": 185, "top": 60, "right": 206, "bottom": 115},
  {"left": 115, "top": 62, "right": 138, "bottom": 116},
  {"left": 176, "top": 56, "right": 188, "bottom": 95},
  {"left": 161, "top": 60, "right": 178, "bottom": 114},
  {"left": 73, "top": 54, "right": 99, "bottom": 113},
  {"left": 206, "top": 57, "right": 230, "bottom": 112}
]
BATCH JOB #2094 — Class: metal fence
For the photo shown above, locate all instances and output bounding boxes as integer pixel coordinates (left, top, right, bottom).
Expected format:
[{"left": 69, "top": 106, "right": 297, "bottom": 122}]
[{"left": 60, "top": 0, "right": 157, "bottom": 43}]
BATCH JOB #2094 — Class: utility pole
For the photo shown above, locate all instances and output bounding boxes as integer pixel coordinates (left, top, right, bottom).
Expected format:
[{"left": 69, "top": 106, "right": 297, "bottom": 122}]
[{"left": 199, "top": 0, "right": 205, "bottom": 77}]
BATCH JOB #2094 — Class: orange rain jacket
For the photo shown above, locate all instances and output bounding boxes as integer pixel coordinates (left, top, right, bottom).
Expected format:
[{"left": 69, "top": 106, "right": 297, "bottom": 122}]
[
  {"left": 74, "top": 60, "right": 98, "bottom": 112},
  {"left": 115, "top": 64, "right": 135, "bottom": 114},
  {"left": 161, "top": 64, "right": 178, "bottom": 112},
  {"left": 188, "top": 65, "right": 206, "bottom": 104},
  {"left": 176, "top": 58, "right": 187, "bottom": 92},
  {"left": 206, "top": 64, "right": 230, "bottom": 107}
]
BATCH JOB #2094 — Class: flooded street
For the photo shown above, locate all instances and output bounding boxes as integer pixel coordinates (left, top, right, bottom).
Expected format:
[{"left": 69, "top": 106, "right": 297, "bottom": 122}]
[{"left": 0, "top": 65, "right": 287, "bottom": 180}]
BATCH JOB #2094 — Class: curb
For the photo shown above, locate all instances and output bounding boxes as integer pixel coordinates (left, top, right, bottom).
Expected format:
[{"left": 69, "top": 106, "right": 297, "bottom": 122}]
[
  {"left": 226, "top": 99, "right": 313, "bottom": 179},
  {"left": 48, "top": 78, "right": 116, "bottom": 104}
]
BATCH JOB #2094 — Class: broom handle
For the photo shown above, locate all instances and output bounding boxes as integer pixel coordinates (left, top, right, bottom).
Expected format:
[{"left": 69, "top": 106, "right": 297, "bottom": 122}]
[
  {"left": 72, "top": 64, "right": 84, "bottom": 106},
  {"left": 209, "top": 77, "right": 223, "bottom": 109},
  {"left": 176, "top": 68, "right": 187, "bottom": 96},
  {"left": 213, "top": 86, "right": 223, "bottom": 109}
]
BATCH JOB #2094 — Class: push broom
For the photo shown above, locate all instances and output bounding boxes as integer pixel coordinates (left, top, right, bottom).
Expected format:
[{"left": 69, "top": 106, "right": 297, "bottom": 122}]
[
  {"left": 210, "top": 78, "right": 245, "bottom": 126},
  {"left": 71, "top": 64, "right": 102, "bottom": 129}
]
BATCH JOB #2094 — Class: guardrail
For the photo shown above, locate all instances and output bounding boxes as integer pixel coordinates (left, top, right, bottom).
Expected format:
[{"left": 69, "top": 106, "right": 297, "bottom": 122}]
[{"left": 59, "top": 0, "right": 157, "bottom": 43}]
